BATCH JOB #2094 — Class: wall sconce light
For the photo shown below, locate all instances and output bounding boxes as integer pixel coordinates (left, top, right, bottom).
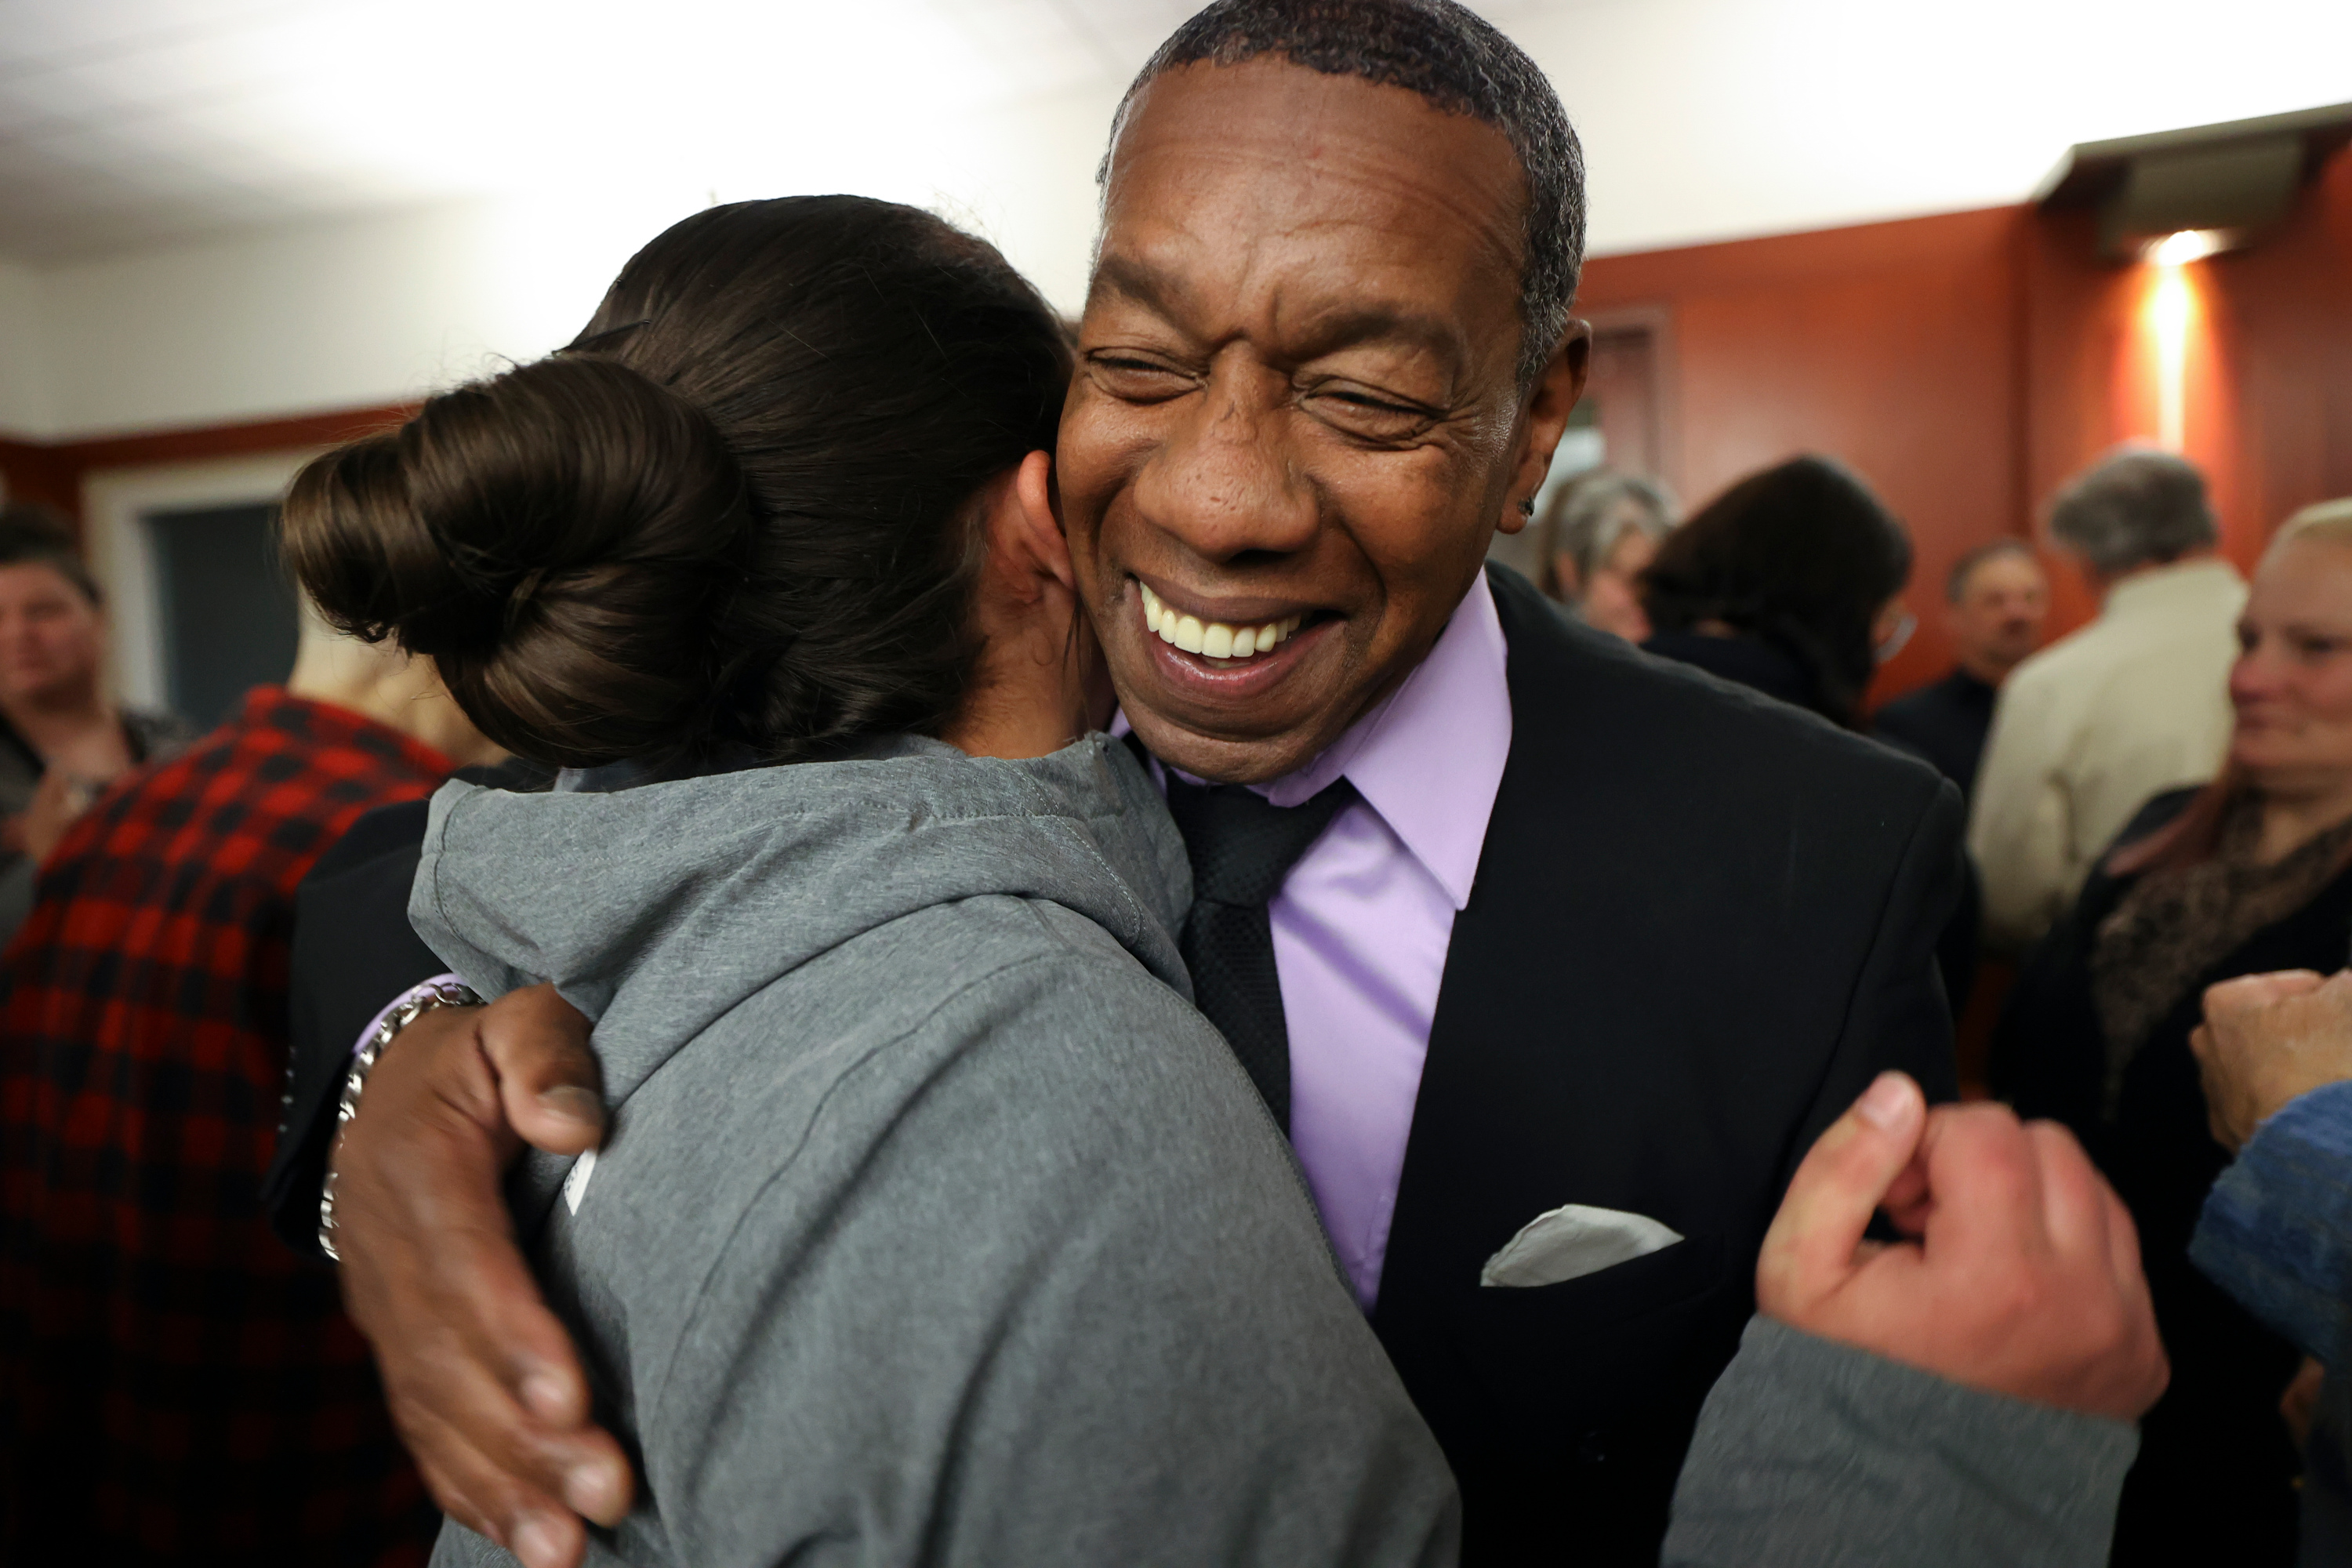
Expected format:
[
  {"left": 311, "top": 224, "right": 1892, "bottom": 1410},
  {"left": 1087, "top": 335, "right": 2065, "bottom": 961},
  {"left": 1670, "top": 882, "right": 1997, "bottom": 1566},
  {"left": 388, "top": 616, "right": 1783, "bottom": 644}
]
[
  {"left": 2145, "top": 229, "right": 2227, "bottom": 267},
  {"left": 2037, "top": 102, "right": 2352, "bottom": 261}
]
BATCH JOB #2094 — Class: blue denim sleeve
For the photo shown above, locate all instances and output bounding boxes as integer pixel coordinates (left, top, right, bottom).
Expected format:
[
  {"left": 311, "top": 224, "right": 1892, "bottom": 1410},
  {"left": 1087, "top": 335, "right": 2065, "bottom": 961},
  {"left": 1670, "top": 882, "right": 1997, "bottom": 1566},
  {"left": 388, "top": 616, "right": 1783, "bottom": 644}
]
[{"left": 2190, "top": 1079, "right": 2352, "bottom": 1367}]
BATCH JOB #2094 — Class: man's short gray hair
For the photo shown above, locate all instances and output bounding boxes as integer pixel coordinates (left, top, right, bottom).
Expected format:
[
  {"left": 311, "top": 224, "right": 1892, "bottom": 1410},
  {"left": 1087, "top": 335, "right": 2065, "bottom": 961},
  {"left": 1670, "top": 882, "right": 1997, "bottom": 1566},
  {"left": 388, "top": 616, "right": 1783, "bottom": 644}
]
[
  {"left": 2046, "top": 447, "right": 2216, "bottom": 577},
  {"left": 1101, "top": 0, "right": 1584, "bottom": 389}
]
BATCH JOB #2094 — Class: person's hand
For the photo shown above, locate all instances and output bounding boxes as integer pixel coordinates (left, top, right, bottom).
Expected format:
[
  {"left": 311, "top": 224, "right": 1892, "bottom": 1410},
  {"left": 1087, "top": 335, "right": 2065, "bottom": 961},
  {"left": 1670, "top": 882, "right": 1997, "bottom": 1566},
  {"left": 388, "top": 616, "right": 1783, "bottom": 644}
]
[
  {"left": 330, "top": 982, "right": 626, "bottom": 1568},
  {"left": 2190, "top": 969, "right": 2352, "bottom": 1151},
  {"left": 1757, "top": 1072, "right": 2169, "bottom": 1422},
  {"left": 2281, "top": 1356, "right": 2327, "bottom": 1449}
]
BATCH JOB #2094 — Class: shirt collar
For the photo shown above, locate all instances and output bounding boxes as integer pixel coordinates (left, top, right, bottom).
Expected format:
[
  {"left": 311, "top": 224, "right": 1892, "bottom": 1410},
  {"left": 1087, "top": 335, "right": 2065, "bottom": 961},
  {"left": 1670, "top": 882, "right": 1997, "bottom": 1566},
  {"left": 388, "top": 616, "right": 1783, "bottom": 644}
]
[{"left": 1265, "top": 572, "right": 1514, "bottom": 909}]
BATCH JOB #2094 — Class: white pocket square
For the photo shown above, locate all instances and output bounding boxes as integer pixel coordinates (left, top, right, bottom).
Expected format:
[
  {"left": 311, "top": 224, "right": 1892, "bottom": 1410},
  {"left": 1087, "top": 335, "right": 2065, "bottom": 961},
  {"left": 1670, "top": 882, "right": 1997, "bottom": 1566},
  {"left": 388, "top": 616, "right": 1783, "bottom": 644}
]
[{"left": 1479, "top": 1203, "right": 1683, "bottom": 1288}]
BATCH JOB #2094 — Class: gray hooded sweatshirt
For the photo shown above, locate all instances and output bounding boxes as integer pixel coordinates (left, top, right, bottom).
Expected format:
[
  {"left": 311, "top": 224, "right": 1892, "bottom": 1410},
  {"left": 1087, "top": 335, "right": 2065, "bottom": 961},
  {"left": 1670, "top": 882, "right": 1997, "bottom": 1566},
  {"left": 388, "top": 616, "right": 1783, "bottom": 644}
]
[
  {"left": 411, "top": 734, "right": 2136, "bottom": 1568},
  {"left": 413, "top": 735, "right": 1458, "bottom": 1567}
]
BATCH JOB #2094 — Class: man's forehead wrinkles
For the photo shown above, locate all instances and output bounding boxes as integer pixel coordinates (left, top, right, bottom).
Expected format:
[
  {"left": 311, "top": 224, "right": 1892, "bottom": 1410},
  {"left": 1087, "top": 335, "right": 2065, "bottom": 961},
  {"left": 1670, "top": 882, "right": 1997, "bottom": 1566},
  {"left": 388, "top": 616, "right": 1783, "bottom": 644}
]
[
  {"left": 1131, "top": 132, "right": 1520, "bottom": 271},
  {"left": 1263, "top": 286, "right": 1469, "bottom": 376},
  {"left": 1088, "top": 249, "right": 1197, "bottom": 321},
  {"left": 1098, "top": 216, "right": 1490, "bottom": 367}
]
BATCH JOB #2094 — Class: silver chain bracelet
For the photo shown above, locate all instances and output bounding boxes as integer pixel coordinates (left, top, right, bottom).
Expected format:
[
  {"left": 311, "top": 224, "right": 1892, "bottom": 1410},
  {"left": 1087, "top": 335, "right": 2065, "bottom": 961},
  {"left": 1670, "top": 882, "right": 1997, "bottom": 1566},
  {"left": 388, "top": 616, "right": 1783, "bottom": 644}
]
[{"left": 318, "top": 977, "right": 484, "bottom": 1261}]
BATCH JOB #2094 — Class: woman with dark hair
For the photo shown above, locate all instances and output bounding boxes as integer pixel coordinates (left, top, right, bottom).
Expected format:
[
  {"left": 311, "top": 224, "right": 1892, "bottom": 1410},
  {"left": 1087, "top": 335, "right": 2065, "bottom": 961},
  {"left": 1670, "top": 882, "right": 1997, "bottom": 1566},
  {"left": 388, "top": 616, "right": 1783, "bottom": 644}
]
[
  {"left": 281, "top": 196, "right": 1451, "bottom": 1566},
  {"left": 1635, "top": 456, "right": 1982, "bottom": 1010},
  {"left": 1994, "top": 499, "right": 2352, "bottom": 1566},
  {"left": 1639, "top": 455, "right": 1915, "bottom": 729}
]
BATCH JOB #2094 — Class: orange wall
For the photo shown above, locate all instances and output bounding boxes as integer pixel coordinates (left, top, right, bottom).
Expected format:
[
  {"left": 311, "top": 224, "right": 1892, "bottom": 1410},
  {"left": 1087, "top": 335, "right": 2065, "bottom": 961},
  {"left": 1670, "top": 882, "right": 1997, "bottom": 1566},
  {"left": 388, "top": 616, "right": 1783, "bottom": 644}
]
[
  {"left": 0, "top": 437, "right": 79, "bottom": 520},
  {"left": 1578, "top": 207, "right": 2028, "bottom": 697},
  {"left": 2024, "top": 151, "right": 2352, "bottom": 637},
  {"left": 1575, "top": 149, "right": 2352, "bottom": 702}
]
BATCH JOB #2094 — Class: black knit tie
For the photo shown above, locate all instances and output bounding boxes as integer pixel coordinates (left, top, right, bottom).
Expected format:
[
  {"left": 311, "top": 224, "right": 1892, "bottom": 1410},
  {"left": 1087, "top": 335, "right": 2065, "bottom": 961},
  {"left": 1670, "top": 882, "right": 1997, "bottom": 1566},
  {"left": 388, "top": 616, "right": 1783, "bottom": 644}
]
[{"left": 1161, "top": 774, "right": 1359, "bottom": 1130}]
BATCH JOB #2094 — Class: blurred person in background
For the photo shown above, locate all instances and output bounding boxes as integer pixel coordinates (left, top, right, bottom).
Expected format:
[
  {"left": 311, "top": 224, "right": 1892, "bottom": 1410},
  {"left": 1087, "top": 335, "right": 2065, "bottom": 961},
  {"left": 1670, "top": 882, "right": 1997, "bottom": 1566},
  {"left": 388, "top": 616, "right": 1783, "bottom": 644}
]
[
  {"left": 1641, "top": 455, "right": 1978, "bottom": 1011},
  {"left": 1973, "top": 448, "right": 2244, "bottom": 950},
  {"left": 1875, "top": 539, "right": 2050, "bottom": 801},
  {"left": 1993, "top": 499, "right": 2352, "bottom": 1566},
  {"left": 1639, "top": 454, "right": 1915, "bottom": 731},
  {"left": 0, "top": 504, "right": 193, "bottom": 946},
  {"left": 0, "top": 609, "right": 499, "bottom": 1566},
  {"left": 1534, "top": 468, "right": 1676, "bottom": 641}
]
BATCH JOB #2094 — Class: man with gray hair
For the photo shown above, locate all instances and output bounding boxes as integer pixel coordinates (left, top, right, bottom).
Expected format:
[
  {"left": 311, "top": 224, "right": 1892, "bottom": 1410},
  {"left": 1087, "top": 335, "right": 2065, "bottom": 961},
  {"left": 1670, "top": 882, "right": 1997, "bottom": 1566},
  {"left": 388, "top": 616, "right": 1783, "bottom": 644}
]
[{"left": 1971, "top": 446, "right": 2245, "bottom": 948}]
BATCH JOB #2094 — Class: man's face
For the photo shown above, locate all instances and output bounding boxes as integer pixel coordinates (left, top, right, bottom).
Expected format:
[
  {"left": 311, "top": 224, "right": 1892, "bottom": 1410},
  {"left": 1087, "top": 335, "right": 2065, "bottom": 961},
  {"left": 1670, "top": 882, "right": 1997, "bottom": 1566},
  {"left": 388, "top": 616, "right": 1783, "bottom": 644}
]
[
  {"left": 1058, "top": 59, "right": 1585, "bottom": 783},
  {"left": 0, "top": 564, "right": 103, "bottom": 706},
  {"left": 1947, "top": 551, "right": 2049, "bottom": 681}
]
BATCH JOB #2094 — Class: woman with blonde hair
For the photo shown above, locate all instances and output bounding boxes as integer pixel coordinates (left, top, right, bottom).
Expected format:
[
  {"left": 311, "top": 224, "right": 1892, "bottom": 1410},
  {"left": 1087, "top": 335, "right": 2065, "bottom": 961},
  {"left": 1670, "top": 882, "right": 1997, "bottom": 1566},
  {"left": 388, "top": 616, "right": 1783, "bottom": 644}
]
[{"left": 1997, "top": 496, "right": 2352, "bottom": 1566}]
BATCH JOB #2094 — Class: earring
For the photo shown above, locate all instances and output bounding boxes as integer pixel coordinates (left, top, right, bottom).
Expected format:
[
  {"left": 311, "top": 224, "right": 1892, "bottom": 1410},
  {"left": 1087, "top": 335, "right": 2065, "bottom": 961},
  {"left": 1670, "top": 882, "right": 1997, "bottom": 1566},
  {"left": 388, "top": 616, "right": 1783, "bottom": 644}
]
[{"left": 1518, "top": 497, "right": 1536, "bottom": 517}]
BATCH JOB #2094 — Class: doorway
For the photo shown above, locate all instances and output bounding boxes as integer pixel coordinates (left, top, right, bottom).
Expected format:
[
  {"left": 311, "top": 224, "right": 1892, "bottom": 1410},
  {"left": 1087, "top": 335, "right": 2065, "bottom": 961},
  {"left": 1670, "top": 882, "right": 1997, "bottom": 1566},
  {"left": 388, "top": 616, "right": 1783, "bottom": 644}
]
[
  {"left": 1488, "top": 314, "right": 1675, "bottom": 583},
  {"left": 143, "top": 501, "right": 300, "bottom": 730}
]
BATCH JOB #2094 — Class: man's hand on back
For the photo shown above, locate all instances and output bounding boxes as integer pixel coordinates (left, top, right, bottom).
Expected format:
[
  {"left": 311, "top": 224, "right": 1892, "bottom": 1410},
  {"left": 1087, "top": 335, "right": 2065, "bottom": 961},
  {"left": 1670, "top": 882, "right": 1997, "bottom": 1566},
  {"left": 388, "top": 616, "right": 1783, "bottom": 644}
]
[
  {"left": 1757, "top": 1073, "right": 2169, "bottom": 1423},
  {"left": 330, "top": 983, "right": 626, "bottom": 1568},
  {"left": 2190, "top": 968, "right": 2352, "bottom": 1151}
]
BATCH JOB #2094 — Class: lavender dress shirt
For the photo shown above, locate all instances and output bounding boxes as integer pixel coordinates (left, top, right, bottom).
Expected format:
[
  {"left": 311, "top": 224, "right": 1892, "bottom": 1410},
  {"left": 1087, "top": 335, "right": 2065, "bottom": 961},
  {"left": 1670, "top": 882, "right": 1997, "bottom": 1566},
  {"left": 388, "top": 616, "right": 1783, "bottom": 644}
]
[{"left": 1138, "top": 575, "right": 1512, "bottom": 1308}]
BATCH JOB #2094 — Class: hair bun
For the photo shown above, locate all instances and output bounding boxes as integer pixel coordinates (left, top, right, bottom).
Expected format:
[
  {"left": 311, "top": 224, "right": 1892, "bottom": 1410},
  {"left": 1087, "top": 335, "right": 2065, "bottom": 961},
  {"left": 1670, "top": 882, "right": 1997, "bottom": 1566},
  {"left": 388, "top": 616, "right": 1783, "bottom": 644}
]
[{"left": 281, "top": 354, "right": 752, "bottom": 766}]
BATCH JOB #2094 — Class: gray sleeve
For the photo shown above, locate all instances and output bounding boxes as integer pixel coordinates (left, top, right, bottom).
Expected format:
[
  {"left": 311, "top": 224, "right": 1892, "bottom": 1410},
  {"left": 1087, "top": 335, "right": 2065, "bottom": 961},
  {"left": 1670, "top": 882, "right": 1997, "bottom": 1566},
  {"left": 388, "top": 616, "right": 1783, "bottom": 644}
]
[
  {"left": 550, "top": 944, "right": 1456, "bottom": 1568},
  {"left": 1664, "top": 1316, "right": 2137, "bottom": 1568}
]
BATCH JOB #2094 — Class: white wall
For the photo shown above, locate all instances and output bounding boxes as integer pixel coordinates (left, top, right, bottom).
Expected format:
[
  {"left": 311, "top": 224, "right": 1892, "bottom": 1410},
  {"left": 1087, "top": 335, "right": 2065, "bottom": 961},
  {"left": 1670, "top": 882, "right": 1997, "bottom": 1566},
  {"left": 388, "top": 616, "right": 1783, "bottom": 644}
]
[
  {"left": 5, "top": 0, "right": 2348, "bottom": 443},
  {"left": 14, "top": 191, "right": 705, "bottom": 441},
  {"left": 0, "top": 80, "right": 1127, "bottom": 444},
  {"left": 1523, "top": 0, "right": 2352, "bottom": 258},
  {"left": 0, "top": 259, "right": 56, "bottom": 439}
]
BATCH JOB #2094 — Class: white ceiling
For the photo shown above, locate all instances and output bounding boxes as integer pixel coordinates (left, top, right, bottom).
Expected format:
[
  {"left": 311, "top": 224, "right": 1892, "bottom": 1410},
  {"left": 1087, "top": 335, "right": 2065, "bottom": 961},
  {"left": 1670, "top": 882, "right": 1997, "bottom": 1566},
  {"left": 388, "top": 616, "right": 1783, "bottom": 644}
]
[
  {"left": 0, "top": 0, "right": 2346, "bottom": 267},
  {"left": 0, "top": 0, "right": 1566, "bottom": 263}
]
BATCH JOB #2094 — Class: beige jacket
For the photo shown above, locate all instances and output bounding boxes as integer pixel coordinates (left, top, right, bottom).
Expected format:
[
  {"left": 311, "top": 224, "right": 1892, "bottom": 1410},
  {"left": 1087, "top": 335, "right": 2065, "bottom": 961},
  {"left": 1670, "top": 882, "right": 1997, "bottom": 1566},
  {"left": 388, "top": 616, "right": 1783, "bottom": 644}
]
[{"left": 1969, "top": 557, "right": 2246, "bottom": 949}]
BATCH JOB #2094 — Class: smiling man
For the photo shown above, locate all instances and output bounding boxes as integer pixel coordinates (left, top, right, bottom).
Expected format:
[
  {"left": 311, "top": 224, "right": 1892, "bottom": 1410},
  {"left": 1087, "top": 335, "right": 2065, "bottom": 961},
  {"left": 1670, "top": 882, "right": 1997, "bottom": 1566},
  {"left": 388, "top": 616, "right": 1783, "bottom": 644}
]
[
  {"left": 267, "top": 4, "right": 1969, "bottom": 1563},
  {"left": 1041, "top": 16, "right": 1961, "bottom": 1556}
]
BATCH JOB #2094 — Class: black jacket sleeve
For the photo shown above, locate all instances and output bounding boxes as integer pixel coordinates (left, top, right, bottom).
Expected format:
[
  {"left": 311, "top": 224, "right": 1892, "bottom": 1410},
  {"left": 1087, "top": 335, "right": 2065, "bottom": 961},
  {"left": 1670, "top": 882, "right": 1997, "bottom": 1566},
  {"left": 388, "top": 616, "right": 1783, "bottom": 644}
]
[
  {"left": 262, "top": 760, "right": 550, "bottom": 1258},
  {"left": 260, "top": 797, "right": 444, "bottom": 1258}
]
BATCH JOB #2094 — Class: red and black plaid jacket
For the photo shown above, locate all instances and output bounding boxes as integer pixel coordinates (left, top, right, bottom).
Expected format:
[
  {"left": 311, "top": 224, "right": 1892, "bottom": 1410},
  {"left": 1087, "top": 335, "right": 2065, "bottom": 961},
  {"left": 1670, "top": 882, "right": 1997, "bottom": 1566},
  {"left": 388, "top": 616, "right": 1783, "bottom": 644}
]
[{"left": 0, "top": 687, "right": 449, "bottom": 1566}]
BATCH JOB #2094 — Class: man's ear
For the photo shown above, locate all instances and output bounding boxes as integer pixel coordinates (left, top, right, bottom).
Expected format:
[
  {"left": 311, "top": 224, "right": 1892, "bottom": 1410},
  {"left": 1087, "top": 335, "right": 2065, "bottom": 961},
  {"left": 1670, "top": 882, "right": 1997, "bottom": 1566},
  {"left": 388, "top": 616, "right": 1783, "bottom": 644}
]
[
  {"left": 1000, "top": 448, "right": 1074, "bottom": 594},
  {"left": 1501, "top": 322, "right": 1592, "bottom": 533}
]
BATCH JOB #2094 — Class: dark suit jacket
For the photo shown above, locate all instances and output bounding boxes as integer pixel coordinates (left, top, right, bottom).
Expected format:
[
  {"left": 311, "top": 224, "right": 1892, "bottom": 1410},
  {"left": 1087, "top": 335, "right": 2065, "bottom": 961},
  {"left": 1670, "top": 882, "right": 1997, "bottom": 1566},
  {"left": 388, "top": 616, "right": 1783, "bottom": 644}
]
[
  {"left": 263, "top": 568, "right": 1961, "bottom": 1563},
  {"left": 1370, "top": 568, "right": 1961, "bottom": 1563},
  {"left": 1874, "top": 667, "right": 1999, "bottom": 802}
]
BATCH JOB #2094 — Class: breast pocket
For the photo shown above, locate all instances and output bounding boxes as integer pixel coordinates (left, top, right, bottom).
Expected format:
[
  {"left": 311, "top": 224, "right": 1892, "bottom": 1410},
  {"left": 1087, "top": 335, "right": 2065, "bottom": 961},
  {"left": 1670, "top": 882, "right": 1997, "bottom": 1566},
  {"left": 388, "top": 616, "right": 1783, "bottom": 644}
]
[{"left": 1457, "top": 1232, "right": 1732, "bottom": 1425}]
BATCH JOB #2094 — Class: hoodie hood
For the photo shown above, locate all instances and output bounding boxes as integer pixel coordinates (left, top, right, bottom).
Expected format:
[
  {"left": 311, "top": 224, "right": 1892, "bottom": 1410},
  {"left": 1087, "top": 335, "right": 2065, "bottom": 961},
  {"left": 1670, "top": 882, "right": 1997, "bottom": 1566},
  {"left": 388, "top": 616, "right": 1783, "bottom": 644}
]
[{"left": 410, "top": 733, "right": 1190, "bottom": 1111}]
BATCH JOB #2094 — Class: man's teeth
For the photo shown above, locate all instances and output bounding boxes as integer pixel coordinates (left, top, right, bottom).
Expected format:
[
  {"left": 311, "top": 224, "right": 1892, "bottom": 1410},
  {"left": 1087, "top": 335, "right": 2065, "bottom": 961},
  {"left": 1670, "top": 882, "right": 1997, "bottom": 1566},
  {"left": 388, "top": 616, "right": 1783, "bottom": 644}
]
[{"left": 1138, "top": 583, "right": 1304, "bottom": 659}]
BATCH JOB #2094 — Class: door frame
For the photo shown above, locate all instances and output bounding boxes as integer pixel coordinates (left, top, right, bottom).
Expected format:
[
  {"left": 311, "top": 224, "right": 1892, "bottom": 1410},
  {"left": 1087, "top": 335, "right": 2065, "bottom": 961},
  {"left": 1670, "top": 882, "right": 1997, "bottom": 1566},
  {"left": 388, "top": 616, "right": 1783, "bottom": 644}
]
[{"left": 80, "top": 449, "right": 323, "bottom": 710}]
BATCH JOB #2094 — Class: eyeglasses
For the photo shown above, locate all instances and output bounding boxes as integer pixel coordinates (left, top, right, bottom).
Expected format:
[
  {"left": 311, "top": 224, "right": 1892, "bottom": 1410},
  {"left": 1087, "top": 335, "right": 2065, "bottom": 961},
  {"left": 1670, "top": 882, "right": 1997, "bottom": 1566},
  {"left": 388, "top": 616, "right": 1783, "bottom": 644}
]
[{"left": 1875, "top": 607, "right": 1917, "bottom": 666}]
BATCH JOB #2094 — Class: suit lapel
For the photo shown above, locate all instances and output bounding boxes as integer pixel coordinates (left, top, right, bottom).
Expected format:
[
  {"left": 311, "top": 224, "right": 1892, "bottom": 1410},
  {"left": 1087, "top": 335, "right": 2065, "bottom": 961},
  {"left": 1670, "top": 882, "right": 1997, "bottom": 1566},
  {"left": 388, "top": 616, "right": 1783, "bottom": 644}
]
[{"left": 1371, "top": 567, "right": 1629, "bottom": 1341}]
